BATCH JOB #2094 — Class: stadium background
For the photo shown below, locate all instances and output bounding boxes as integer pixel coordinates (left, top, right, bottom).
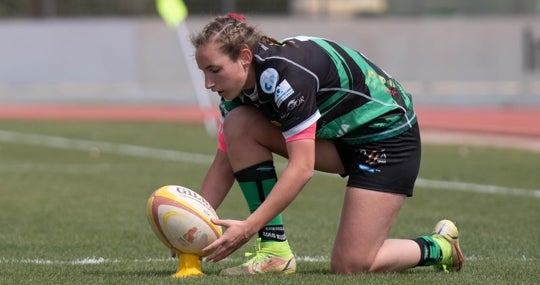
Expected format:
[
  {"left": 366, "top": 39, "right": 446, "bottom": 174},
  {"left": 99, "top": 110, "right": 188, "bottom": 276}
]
[
  {"left": 0, "top": 0, "right": 539, "bottom": 148},
  {"left": 0, "top": 2, "right": 539, "bottom": 284}
]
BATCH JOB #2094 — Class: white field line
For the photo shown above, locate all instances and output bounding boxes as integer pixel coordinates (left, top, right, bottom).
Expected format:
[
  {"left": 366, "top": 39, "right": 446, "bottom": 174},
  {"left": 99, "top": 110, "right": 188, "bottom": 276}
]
[
  {"left": 1, "top": 129, "right": 539, "bottom": 198},
  {"left": 0, "top": 256, "right": 329, "bottom": 265},
  {"left": 0, "top": 255, "right": 534, "bottom": 266},
  {"left": 415, "top": 178, "right": 540, "bottom": 198},
  {"left": 0, "top": 162, "right": 119, "bottom": 173},
  {"left": 0, "top": 130, "right": 212, "bottom": 164}
]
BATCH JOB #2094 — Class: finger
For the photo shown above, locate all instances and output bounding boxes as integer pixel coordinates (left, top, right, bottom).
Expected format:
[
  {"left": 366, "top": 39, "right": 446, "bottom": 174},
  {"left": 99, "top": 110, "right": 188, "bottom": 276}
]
[
  {"left": 205, "top": 244, "right": 233, "bottom": 263},
  {"left": 211, "top": 218, "right": 231, "bottom": 227},
  {"left": 203, "top": 239, "right": 229, "bottom": 262},
  {"left": 202, "top": 234, "right": 226, "bottom": 255},
  {"left": 204, "top": 239, "right": 244, "bottom": 262},
  {"left": 202, "top": 219, "right": 232, "bottom": 254},
  {"left": 203, "top": 247, "right": 222, "bottom": 262}
]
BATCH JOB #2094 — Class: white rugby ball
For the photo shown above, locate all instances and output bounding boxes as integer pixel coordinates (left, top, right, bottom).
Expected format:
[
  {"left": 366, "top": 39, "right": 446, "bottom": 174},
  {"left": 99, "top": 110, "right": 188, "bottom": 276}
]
[{"left": 147, "top": 185, "right": 222, "bottom": 256}]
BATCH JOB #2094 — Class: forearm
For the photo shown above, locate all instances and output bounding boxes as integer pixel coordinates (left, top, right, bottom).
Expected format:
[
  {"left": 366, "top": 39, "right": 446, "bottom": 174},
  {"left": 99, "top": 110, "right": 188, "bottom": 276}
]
[
  {"left": 245, "top": 159, "right": 314, "bottom": 236},
  {"left": 199, "top": 149, "right": 235, "bottom": 209}
]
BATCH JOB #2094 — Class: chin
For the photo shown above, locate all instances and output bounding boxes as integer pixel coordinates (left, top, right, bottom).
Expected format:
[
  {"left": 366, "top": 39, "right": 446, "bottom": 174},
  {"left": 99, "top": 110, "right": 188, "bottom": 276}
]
[{"left": 222, "top": 93, "right": 239, "bottom": 101}]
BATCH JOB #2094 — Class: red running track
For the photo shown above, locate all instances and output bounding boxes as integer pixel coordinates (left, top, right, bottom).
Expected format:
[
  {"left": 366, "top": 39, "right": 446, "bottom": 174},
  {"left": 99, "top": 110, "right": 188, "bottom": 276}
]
[{"left": 0, "top": 104, "right": 539, "bottom": 137}]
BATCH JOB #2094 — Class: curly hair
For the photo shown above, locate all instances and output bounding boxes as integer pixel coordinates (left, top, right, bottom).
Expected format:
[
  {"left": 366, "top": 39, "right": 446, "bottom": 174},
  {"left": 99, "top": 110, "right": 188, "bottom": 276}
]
[{"left": 191, "top": 14, "right": 291, "bottom": 61}]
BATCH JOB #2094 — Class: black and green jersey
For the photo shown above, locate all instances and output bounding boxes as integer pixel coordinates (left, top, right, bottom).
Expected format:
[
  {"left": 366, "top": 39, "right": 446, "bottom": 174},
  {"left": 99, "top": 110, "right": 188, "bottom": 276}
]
[{"left": 219, "top": 36, "right": 417, "bottom": 144}]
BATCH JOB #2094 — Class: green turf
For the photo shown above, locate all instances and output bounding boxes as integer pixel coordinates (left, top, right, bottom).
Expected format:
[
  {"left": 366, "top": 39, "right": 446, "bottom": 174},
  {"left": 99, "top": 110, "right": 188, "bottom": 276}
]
[{"left": 0, "top": 120, "right": 538, "bottom": 285}]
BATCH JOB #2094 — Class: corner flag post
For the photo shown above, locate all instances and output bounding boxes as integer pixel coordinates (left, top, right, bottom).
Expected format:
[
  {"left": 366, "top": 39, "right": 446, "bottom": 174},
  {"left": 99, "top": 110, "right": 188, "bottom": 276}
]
[{"left": 156, "top": 0, "right": 218, "bottom": 136}]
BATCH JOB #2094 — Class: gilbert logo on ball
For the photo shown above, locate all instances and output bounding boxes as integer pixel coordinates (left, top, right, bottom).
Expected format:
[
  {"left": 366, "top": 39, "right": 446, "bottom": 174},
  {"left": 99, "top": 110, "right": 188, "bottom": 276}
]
[{"left": 147, "top": 185, "right": 222, "bottom": 256}]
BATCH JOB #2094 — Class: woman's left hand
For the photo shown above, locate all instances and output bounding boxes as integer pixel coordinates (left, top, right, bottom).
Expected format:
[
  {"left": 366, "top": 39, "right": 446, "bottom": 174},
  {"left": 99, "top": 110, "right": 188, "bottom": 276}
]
[{"left": 202, "top": 218, "right": 253, "bottom": 262}]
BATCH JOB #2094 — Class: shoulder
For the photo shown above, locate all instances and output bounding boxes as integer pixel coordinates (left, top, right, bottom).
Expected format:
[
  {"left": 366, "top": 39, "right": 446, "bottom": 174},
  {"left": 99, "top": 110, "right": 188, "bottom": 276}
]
[
  {"left": 254, "top": 37, "right": 316, "bottom": 61},
  {"left": 219, "top": 96, "right": 249, "bottom": 117},
  {"left": 253, "top": 37, "right": 325, "bottom": 77}
]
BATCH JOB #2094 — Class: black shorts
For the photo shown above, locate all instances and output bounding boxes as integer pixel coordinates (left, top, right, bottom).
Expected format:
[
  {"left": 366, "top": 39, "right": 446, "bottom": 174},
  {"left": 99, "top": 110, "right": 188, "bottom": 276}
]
[{"left": 334, "top": 123, "right": 421, "bottom": 196}]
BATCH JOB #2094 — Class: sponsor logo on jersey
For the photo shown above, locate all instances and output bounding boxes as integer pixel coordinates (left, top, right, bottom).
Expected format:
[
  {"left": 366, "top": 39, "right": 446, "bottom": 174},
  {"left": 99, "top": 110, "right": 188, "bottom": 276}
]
[
  {"left": 260, "top": 68, "right": 279, "bottom": 94},
  {"left": 275, "top": 79, "right": 295, "bottom": 107},
  {"left": 286, "top": 96, "right": 304, "bottom": 112},
  {"left": 280, "top": 96, "right": 305, "bottom": 120}
]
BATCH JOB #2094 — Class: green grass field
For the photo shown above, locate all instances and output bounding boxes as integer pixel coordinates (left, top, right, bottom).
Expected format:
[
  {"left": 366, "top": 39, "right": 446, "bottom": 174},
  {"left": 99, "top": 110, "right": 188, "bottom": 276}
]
[{"left": 0, "top": 120, "right": 538, "bottom": 285}]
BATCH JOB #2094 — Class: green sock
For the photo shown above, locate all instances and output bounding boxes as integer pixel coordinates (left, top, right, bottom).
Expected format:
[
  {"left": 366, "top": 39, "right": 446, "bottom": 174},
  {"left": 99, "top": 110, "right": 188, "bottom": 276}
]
[
  {"left": 413, "top": 236, "right": 442, "bottom": 266},
  {"left": 234, "top": 160, "right": 286, "bottom": 242}
]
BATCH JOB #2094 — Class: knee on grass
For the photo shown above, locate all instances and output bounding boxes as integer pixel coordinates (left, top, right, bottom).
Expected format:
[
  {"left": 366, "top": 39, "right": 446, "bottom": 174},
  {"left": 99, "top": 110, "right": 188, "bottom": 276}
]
[{"left": 330, "top": 256, "right": 377, "bottom": 275}]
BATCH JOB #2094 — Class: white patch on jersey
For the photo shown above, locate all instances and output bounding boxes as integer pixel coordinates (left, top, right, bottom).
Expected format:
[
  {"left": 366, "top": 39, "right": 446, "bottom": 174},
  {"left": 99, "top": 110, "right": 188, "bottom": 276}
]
[
  {"left": 292, "top": 36, "right": 313, "bottom": 41},
  {"left": 275, "top": 79, "right": 295, "bottom": 107},
  {"left": 282, "top": 111, "right": 321, "bottom": 139},
  {"left": 260, "top": 68, "right": 279, "bottom": 94}
]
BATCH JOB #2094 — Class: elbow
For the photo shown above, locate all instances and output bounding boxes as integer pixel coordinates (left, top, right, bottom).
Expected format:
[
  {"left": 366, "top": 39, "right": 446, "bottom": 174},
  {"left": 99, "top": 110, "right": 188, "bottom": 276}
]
[
  {"left": 307, "top": 168, "right": 315, "bottom": 180},
  {"left": 288, "top": 165, "right": 314, "bottom": 186},
  {"left": 301, "top": 167, "right": 315, "bottom": 184}
]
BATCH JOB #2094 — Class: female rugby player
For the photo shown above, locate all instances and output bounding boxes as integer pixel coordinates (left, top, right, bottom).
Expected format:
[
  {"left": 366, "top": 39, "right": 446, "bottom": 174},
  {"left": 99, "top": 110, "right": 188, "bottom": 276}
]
[{"left": 191, "top": 14, "right": 463, "bottom": 275}]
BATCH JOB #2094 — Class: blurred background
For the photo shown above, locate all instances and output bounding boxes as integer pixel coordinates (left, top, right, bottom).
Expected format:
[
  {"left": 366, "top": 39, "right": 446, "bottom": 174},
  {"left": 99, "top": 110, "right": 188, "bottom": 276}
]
[{"left": 0, "top": 0, "right": 539, "bottom": 107}]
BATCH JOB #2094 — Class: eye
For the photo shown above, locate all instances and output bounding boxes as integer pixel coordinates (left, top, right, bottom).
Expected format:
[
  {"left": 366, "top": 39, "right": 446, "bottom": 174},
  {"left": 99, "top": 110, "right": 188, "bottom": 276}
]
[{"left": 209, "top": 67, "right": 221, "bottom": 74}]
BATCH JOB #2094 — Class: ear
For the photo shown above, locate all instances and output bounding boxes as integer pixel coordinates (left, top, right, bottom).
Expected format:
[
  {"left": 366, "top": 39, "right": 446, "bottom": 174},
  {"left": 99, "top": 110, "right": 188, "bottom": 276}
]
[{"left": 238, "top": 48, "right": 253, "bottom": 66}]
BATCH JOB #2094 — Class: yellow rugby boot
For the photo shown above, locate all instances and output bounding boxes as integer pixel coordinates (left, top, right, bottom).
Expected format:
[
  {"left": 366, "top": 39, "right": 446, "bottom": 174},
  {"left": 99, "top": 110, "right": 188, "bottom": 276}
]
[
  {"left": 432, "top": 219, "right": 464, "bottom": 272},
  {"left": 220, "top": 238, "right": 296, "bottom": 275}
]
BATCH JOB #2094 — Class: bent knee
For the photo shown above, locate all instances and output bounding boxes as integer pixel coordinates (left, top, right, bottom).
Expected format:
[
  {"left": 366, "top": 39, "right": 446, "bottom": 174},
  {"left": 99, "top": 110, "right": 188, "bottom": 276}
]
[
  {"left": 222, "top": 106, "right": 260, "bottom": 141},
  {"left": 330, "top": 249, "right": 377, "bottom": 275},
  {"left": 222, "top": 106, "right": 286, "bottom": 153},
  {"left": 222, "top": 106, "right": 257, "bottom": 131},
  {"left": 330, "top": 256, "right": 376, "bottom": 275}
]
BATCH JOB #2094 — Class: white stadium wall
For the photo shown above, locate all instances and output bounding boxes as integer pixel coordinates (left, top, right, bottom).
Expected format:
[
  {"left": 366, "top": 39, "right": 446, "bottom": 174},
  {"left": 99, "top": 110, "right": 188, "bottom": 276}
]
[{"left": 0, "top": 16, "right": 538, "bottom": 106}]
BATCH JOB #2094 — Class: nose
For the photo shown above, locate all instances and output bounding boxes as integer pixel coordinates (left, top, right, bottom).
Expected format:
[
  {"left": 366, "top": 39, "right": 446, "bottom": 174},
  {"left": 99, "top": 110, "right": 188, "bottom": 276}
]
[{"left": 204, "top": 76, "right": 215, "bottom": 90}]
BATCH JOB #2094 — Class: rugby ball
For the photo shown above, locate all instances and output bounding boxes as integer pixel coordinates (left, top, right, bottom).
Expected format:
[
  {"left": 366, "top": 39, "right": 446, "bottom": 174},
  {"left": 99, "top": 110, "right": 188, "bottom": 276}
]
[{"left": 147, "top": 185, "right": 222, "bottom": 256}]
